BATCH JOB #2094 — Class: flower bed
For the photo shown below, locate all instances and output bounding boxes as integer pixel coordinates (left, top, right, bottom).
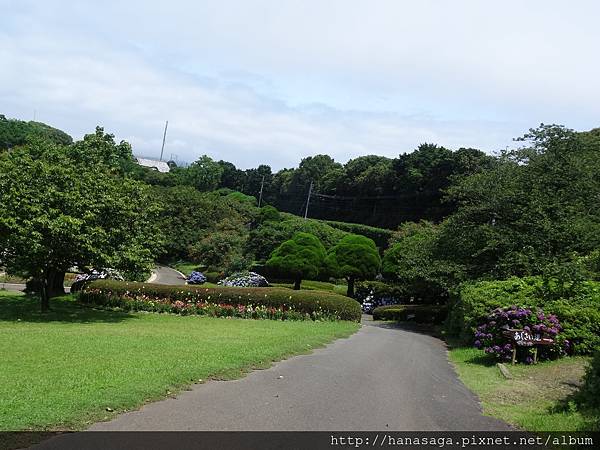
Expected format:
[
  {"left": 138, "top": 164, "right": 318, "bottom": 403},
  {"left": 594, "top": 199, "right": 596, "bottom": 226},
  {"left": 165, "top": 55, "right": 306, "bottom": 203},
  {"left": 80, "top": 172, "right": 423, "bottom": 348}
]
[
  {"left": 79, "top": 280, "right": 361, "bottom": 322},
  {"left": 474, "top": 306, "right": 566, "bottom": 363},
  {"left": 218, "top": 271, "right": 269, "bottom": 287}
]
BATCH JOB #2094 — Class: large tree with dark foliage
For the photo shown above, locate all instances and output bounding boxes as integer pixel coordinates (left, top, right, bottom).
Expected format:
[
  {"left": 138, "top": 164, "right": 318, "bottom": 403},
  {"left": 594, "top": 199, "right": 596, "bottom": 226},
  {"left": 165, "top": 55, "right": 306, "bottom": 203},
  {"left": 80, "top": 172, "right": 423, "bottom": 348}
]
[{"left": 0, "top": 136, "right": 163, "bottom": 311}]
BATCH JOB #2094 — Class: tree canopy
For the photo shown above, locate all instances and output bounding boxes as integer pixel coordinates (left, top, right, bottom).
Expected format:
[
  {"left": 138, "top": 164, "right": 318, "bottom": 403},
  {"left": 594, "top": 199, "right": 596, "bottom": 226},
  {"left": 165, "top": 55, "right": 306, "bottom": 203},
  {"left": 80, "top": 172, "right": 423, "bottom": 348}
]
[
  {"left": 0, "top": 138, "right": 162, "bottom": 310},
  {"left": 0, "top": 115, "right": 73, "bottom": 151},
  {"left": 325, "top": 234, "right": 381, "bottom": 297},
  {"left": 266, "top": 232, "right": 327, "bottom": 290}
]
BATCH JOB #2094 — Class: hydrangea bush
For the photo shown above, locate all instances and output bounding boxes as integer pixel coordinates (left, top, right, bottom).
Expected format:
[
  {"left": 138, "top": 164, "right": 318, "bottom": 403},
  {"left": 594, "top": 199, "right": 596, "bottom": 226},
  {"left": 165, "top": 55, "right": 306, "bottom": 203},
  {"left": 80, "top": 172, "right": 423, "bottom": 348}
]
[
  {"left": 186, "top": 271, "right": 207, "bottom": 285},
  {"left": 218, "top": 271, "right": 269, "bottom": 287},
  {"left": 474, "top": 305, "right": 568, "bottom": 364},
  {"left": 71, "top": 269, "right": 124, "bottom": 292}
]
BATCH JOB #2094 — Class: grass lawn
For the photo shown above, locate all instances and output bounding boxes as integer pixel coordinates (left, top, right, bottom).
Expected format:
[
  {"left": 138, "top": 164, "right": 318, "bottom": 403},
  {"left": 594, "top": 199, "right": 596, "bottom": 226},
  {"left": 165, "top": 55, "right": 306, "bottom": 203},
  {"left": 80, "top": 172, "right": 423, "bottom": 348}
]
[
  {"left": 271, "top": 280, "right": 348, "bottom": 296},
  {"left": 0, "top": 291, "right": 358, "bottom": 431},
  {"left": 170, "top": 261, "right": 203, "bottom": 276},
  {"left": 449, "top": 344, "right": 599, "bottom": 431}
]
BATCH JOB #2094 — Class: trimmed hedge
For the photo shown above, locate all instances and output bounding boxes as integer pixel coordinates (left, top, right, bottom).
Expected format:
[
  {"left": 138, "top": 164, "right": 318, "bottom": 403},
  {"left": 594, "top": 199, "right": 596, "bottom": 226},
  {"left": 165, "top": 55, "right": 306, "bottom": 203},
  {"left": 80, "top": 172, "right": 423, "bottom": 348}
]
[
  {"left": 446, "top": 277, "right": 600, "bottom": 355},
  {"left": 80, "top": 280, "right": 361, "bottom": 322},
  {"left": 323, "top": 220, "right": 393, "bottom": 249},
  {"left": 372, "top": 304, "right": 447, "bottom": 324}
]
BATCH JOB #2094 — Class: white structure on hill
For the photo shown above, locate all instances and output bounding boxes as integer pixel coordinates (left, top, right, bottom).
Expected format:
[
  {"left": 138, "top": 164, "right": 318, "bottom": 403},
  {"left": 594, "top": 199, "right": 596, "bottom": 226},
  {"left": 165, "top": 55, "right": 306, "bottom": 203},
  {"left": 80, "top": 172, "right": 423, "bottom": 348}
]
[{"left": 135, "top": 157, "right": 170, "bottom": 173}]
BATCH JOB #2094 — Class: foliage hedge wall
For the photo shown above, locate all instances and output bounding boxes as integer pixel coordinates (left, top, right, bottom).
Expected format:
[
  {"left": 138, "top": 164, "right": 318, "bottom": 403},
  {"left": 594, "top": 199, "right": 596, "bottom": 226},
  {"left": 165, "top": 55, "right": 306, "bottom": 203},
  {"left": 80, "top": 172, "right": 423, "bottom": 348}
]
[
  {"left": 446, "top": 277, "right": 600, "bottom": 355},
  {"left": 372, "top": 304, "right": 447, "bottom": 324},
  {"left": 80, "top": 280, "right": 361, "bottom": 322},
  {"left": 323, "top": 220, "right": 393, "bottom": 249}
]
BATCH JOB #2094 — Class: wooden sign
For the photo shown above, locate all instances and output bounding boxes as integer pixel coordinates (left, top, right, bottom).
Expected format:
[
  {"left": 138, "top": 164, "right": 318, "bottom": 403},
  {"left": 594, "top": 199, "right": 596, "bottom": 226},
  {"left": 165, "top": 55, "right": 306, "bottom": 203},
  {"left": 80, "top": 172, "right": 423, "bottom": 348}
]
[
  {"left": 502, "top": 329, "right": 554, "bottom": 365},
  {"left": 502, "top": 329, "right": 555, "bottom": 347}
]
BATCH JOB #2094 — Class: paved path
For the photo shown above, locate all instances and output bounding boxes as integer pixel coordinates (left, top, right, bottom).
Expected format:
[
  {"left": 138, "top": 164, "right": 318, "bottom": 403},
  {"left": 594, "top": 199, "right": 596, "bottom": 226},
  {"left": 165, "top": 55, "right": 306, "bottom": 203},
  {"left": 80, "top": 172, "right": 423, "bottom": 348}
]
[
  {"left": 0, "top": 283, "right": 71, "bottom": 293},
  {"left": 152, "top": 265, "right": 187, "bottom": 285},
  {"left": 89, "top": 317, "right": 510, "bottom": 431}
]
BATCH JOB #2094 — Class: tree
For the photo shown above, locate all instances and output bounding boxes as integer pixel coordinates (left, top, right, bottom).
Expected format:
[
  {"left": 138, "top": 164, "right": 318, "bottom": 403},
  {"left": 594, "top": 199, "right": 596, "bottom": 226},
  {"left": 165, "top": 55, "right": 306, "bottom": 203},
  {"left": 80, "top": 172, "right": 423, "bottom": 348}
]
[
  {"left": 155, "top": 186, "right": 243, "bottom": 260},
  {"left": 0, "top": 138, "right": 163, "bottom": 311},
  {"left": 383, "top": 222, "right": 464, "bottom": 303},
  {"left": 0, "top": 115, "right": 73, "bottom": 151},
  {"left": 188, "top": 218, "right": 249, "bottom": 272},
  {"left": 266, "top": 232, "right": 326, "bottom": 290},
  {"left": 325, "top": 234, "right": 381, "bottom": 297},
  {"left": 441, "top": 124, "right": 600, "bottom": 280},
  {"left": 181, "top": 155, "right": 223, "bottom": 191}
]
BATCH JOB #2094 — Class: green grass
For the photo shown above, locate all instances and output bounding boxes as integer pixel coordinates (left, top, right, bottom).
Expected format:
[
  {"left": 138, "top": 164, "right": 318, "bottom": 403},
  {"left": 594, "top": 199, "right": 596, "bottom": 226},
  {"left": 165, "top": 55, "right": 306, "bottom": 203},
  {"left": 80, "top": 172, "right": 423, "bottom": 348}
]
[
  {"left": 170, "top": 261, "right": 202, "bottom": 276},
  {"left": 271, "top": 280, "right": 348, "bottom": 296},
  {"left": 448, "top": 344, "right": 600, "bottom": 431},
  {"left": 0, "top": 291, "right": 358, "bottom": 431}
]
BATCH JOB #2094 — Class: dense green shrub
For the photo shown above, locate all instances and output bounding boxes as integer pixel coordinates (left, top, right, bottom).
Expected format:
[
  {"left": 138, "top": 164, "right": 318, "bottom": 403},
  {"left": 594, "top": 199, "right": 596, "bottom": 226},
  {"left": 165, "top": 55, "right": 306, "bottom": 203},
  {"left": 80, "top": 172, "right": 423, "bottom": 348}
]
[
  {"left": 323, "top": 220, "right": 393, "bottom": 249},
  {"left": 80, "top": 280, "right": 361, "bottom": 322},
  {"left": 578, "top": 351, "right": 600, "bottom": 408},
  {"left": 446, "top": 277, "right": 600, "bottom": 354},
  {"left": 246, "top": 216, "right": 347, "bottom": 262},
  {"left": 372, "top": 304, "right": 447, "bottom": 324},
  {"left": 204, "top": 271, "right": 225, "bottom": 284}
]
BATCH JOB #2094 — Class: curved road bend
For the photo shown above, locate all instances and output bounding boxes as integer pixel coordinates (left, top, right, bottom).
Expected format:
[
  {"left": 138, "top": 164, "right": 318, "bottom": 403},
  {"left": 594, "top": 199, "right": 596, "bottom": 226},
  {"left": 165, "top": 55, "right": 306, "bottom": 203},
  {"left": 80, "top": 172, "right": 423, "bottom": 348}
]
[
  {"left": 152, "top": 265, "right": 187, "bottom": 285},
  {"left": 89, "top": 316, "right": 510, "bottom": 431}
]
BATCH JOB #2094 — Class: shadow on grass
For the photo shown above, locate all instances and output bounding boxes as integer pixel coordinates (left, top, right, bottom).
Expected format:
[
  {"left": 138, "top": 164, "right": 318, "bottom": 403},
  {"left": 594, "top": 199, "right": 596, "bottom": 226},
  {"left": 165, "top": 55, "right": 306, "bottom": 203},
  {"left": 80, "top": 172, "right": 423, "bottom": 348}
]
[
  {"left": 0, "top": 292, "right": 135, "bottom": 324},
  {"left": 367, "top": 317, "right": 444, "bottom": 338}
]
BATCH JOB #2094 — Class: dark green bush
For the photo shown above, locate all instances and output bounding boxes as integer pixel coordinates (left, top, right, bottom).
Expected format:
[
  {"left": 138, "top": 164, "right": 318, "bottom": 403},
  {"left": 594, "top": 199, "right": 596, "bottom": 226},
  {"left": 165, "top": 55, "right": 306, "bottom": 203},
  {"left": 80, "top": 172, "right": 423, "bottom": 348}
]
[
  {"left": 446, "top": 277, "right": 600, "bottom": 354},
  {"left": 323, "top": 220, "right": 394, "bottom": 249},
  {"left": 204, "top": 271, "right": 224, "bottom": 284},
  {"left": 80, "top": 280, "right": 361, "bottom": 322},
  {"left": 578, "top": 351, "right": 600, "bottom": 408},
  {"left": 355, "top": 281, "right": 404, "bottom": 303},
  {"left": 373, "top": 304, "right": 447, "bottom": 324}
]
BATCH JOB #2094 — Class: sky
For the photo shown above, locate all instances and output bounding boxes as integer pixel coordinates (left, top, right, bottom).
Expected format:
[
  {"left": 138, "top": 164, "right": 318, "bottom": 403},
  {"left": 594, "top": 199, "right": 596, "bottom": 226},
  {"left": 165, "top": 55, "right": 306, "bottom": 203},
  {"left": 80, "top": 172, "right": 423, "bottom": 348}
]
[{"left": 1, "top": 0, "right": 599, "bottom": 169}]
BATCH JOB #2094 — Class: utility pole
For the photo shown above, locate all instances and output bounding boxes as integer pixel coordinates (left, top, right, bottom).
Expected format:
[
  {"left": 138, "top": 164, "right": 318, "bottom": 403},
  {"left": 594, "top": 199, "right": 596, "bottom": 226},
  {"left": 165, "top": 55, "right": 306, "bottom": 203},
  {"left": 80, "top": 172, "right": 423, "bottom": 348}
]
[
  {"left": 258, "top": 175, "right": 265, "bottom": 208},
  {"left": 160, "top": 120, "right": 169, "bottom": 161},
  {"left": 304, "top": 181, "right": 313, "bottom": 219}
]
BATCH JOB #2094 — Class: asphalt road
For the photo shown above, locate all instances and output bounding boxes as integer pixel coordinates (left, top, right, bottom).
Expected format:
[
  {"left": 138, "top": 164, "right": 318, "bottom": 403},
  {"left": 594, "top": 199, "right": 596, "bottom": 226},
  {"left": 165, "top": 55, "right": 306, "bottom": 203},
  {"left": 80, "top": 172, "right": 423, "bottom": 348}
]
[
  {"left": 88, "top": 317, "right": 510, "bottom": 431},
  {"left": 0, "top": 283, "right": 71, "bottom": 293},
  {"left": 152, "top": 265, "right": 187, "bottom": 285}
]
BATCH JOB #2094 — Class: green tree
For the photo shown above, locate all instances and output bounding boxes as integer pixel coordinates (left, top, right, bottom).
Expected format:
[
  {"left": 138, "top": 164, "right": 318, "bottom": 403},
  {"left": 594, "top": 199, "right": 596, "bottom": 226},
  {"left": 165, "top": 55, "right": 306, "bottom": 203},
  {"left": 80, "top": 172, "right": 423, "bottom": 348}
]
[
  {"left": 188, "top": 218, "right": 249, "bottom": 272},
  {"left": 442, "top": 124, "right": 600, "bottom": 280},
  {"left": 0, "top": 139, "right": 163, "bottom": 311},
  {"left": 181, "top": 155, "right": 223, "bottom": 191},
  {"left": 0, "top": 115, "right": 73, "bottom": 150},
  {"left": 326, "top": 234, "right": 381, "bottom": 297},
  {"left": 155, "top": 186, "right": 243, "bottom": 260},
  {"left": 383, "top": 222, "right": 464, "bottom": 303},
  {"left": 266, "top": 232, "right": 327, "bottom": 290}
]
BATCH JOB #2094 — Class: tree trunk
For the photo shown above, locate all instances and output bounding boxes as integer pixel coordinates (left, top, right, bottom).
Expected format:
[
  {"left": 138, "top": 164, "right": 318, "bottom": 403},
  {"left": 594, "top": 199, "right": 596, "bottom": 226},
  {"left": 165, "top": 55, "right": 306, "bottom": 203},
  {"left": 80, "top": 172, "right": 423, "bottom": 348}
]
[
  {"left": 47, "top": 269, "right": 66, "bottom": 298},
  {"left": 347, "top": 277, "right": 355, "bottom": 298},
  {"left": 40, "top": 276, "right": 50, "bottom": 312},
  {"left": 294, "top": 277, "right": 302, "bottom": 290},
  {"left": 39, "top": 268, "right": 65, "bottom": 312}
]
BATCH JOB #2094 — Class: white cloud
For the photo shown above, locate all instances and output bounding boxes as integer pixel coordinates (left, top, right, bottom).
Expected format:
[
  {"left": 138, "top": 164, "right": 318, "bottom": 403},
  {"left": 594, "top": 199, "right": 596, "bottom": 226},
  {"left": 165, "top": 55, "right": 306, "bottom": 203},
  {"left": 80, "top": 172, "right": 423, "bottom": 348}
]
[{"left": 1, "top": 0, "right": 598, "bottom": 169}]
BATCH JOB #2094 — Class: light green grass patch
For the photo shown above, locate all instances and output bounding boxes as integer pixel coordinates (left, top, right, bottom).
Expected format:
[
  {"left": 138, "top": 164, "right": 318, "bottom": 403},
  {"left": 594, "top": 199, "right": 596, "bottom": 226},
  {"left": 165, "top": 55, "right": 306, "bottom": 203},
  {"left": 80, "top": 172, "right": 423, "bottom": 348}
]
[
  {"left": 449, "top": 344, "right": 599, "bottom": 431},
  {"left": 0, "top": 292, "right": 358, "bottom": 431}
]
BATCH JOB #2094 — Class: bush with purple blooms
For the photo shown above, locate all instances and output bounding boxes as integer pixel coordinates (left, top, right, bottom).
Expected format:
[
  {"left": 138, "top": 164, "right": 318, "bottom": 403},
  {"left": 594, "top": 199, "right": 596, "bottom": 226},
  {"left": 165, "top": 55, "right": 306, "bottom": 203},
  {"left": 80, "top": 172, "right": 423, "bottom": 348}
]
[
  {"left": 474, "top": 306, "right": 567, "bottom": 364},
  {"left": 218, "top": 271, "right": 269, "bottom": 287},
  {"left": 186, "top": 271, "right": 207, "bottom": 285}
]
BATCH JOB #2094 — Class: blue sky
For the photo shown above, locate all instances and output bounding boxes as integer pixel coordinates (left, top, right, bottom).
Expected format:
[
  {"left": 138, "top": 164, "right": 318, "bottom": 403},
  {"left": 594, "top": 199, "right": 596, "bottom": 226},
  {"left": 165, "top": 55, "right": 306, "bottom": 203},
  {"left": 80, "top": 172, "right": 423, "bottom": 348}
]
[{"left": 1, "top": 0, "right": 599, "bottom": 169}]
